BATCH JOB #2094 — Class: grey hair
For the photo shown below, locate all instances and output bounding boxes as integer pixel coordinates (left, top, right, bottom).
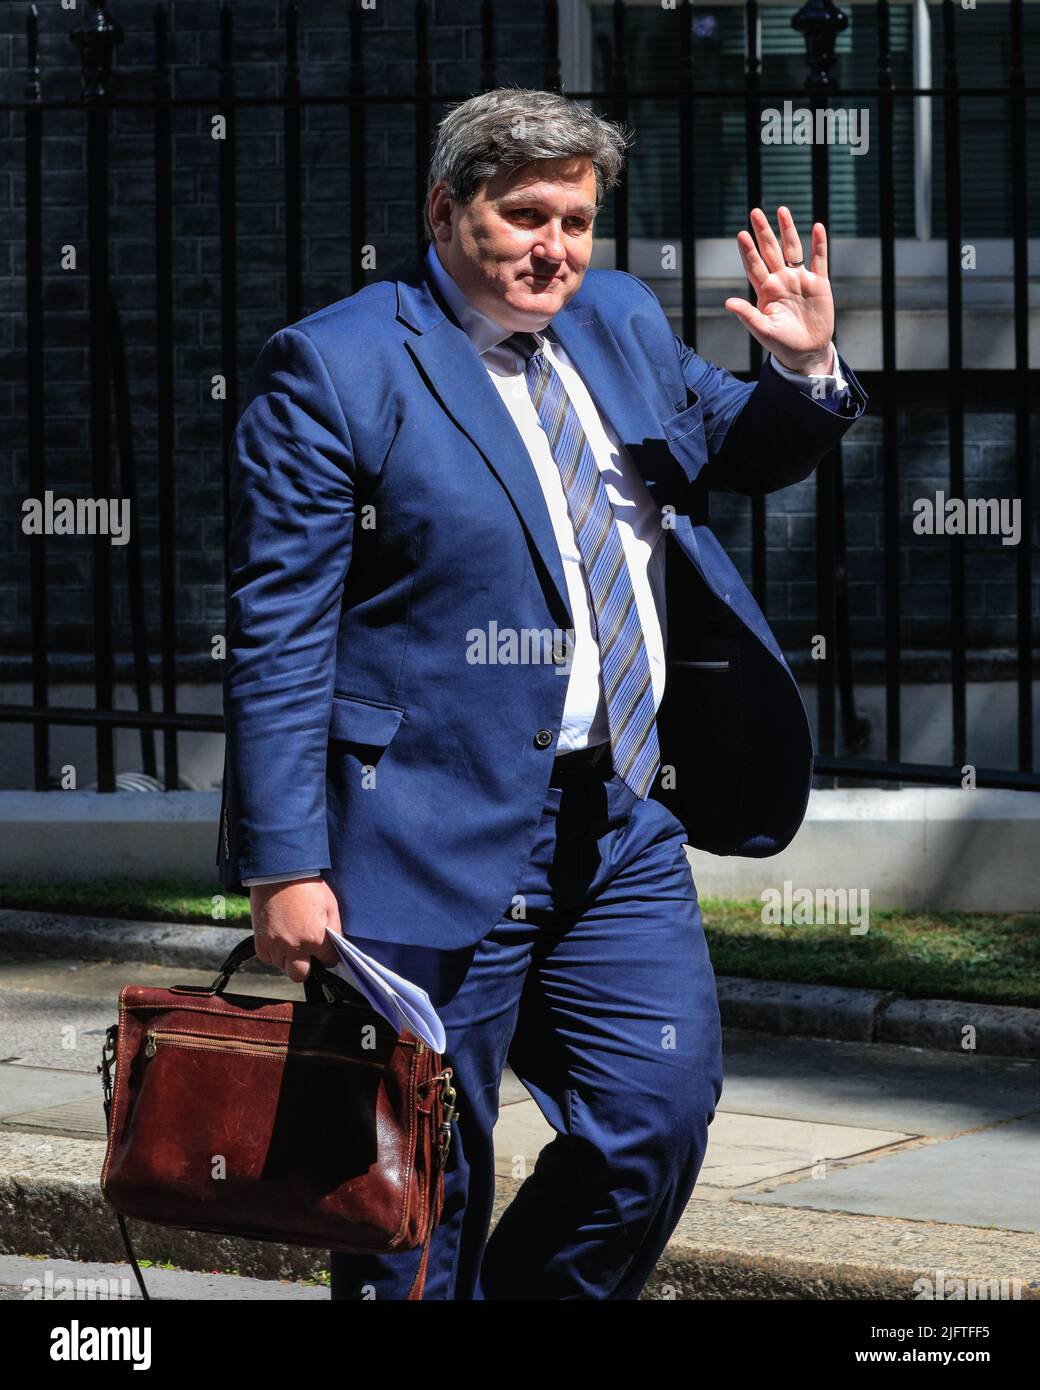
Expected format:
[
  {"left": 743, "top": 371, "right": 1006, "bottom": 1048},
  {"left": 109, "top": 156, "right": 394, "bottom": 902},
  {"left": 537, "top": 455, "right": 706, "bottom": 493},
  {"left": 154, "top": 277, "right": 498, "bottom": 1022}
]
[{"left": 423, "top": 86, "right": 630, "bottom": 240}]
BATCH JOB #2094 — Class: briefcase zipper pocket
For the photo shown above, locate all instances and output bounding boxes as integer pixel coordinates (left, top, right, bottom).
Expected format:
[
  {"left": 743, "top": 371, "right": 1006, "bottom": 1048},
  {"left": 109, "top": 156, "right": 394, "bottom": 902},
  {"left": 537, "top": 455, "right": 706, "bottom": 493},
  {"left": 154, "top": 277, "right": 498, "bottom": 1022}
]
[{"left": 143, "top": 1027, "right": 383, "bottom": 1067}]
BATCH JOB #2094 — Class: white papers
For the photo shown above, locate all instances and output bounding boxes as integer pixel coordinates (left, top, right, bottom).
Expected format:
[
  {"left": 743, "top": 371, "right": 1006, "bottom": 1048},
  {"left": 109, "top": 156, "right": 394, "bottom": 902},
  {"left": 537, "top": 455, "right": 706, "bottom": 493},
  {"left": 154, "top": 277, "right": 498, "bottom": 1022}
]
[{"left": 322, "top": 928, "right": 446, "bottom": 1053}]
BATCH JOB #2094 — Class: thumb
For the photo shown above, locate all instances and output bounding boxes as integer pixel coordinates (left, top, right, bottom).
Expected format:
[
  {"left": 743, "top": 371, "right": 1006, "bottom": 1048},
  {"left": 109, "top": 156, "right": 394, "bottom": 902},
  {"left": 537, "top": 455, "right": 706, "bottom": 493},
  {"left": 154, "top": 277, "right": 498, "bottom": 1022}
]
[{"left": 724, "top": 297, "right": 769, "bottom": 336}]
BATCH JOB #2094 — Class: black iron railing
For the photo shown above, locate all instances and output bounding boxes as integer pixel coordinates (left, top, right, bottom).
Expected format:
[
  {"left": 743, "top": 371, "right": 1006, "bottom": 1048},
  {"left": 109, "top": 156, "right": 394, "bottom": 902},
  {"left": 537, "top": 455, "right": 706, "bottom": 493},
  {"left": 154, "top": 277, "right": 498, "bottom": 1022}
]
[{"left": 1, "top": 0, "right": 1037, "bottom": 794}]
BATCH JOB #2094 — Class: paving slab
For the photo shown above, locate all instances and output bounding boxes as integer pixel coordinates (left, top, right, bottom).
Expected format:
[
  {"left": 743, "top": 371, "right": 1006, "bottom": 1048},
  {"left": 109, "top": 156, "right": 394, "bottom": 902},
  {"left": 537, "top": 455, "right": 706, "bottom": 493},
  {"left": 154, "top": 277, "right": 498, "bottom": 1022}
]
[
  {"left": 740, "top": 1112, "right": 1040, "bottom": 1236},
  {"left": 720, "top": 1028, "right": 1040, "bottom": 1135},
  {"left": 7, "top": 956, "right": 1035, "bottom": 1135},
  {"left": 0, "top": 1062, "right": 97, "bottom": 1118},
  {"left": 4, "top": 1096, "right": 107, "bottom": 1141},
  {"left": 0, "top": 956, "right": 287, "bottom": 1001},
  {"left": 492, "top": 1097, "right": 914, "bottom": 1189},
  {"left": 3, "top": 1081, "right": 921, "bottom": 1202},
  {"left": 0, "top": 1253, "right": 326, "bottom": 1301},
  {"left": 0, "top": 960, "right": 301, "bottom": 1073},
  {"left": 0, "top": 993, "right": 123, "bottom": 1073},
  {"left": 695, "top": 1112, "right": 914, "bottom": 1189}
]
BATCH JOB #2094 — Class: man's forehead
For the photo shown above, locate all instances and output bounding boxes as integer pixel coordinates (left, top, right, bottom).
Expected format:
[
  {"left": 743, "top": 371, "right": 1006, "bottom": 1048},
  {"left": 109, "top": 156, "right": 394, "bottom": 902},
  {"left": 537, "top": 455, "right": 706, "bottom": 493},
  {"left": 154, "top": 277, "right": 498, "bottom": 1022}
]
[{"left": 484, "top": 160, "right": 597, "bottom": 208}]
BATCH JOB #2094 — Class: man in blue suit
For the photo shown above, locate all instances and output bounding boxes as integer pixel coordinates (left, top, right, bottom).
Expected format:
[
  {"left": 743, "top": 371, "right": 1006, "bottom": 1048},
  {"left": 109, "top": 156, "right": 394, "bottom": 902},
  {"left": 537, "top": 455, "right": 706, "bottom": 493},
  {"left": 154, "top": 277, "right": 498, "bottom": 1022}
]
[{"left": 217, "top": 87, "right": 867, "bottom": 1299}]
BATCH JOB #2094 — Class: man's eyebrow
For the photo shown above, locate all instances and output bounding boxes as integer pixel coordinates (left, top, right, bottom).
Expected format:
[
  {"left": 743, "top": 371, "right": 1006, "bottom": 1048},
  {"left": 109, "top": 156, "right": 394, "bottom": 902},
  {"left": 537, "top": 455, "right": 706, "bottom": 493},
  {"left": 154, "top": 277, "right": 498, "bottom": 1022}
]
[{"left": 501, "top": 197, "right": 598, "bottom": 218}]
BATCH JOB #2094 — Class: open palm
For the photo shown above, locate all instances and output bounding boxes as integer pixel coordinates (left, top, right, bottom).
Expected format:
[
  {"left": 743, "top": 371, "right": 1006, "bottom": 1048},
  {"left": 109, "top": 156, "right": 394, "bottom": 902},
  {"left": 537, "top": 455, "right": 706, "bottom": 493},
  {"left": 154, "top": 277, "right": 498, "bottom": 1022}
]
[{"left": 724, "top": 207, "right": 835, "bottom": 376}]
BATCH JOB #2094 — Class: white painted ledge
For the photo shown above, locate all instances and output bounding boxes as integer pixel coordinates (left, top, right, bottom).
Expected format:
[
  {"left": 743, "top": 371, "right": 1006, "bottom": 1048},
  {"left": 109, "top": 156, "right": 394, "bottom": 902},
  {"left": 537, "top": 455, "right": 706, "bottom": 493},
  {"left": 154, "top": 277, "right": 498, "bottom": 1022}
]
[
  {"left": 686, "top": 788, "right": 1040, "bottom": 913},
  {"left": 0, "top": 789, "right": 1037, "bottom": 912}
]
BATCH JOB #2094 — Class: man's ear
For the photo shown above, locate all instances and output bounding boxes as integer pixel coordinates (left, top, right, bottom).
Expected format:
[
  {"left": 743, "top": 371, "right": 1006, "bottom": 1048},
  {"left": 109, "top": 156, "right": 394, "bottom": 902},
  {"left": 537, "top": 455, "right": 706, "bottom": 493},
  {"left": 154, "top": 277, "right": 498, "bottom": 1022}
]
[{"left": 428, "top": 181, "right": 454, "bottom": 238}]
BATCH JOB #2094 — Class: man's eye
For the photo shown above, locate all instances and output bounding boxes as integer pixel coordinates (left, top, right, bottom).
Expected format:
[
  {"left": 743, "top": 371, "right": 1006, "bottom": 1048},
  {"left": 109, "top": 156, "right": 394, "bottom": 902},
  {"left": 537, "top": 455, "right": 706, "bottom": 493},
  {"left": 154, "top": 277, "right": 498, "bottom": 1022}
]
[{"left": 508, "top": 209, "right": 589, "bottom": 232}]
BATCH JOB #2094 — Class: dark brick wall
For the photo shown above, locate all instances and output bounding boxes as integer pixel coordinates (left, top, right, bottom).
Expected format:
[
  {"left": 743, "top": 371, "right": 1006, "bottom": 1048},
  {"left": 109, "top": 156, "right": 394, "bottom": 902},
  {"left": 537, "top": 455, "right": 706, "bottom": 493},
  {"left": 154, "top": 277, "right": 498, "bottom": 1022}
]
[
  {"left": 1, "top": 0, "right": 1037, "bottom": 682},
  {"left": 708, "top": 408, "right": 1040, "bottom": 662}
]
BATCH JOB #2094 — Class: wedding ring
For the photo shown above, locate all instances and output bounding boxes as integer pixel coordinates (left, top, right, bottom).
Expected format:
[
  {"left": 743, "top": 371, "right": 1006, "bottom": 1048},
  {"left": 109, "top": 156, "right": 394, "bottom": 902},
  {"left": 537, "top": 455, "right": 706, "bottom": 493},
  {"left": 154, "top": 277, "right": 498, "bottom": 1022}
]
[{"left": 785, "top": 258, "right": 805, "bottom": 268}]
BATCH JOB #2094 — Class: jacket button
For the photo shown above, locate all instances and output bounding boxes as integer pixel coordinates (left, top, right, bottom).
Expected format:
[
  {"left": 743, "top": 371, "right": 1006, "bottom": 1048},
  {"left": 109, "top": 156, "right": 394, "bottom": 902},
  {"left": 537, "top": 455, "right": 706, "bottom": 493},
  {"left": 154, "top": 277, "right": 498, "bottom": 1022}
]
[{"left": 534, "top": 729, "right": 554, "bottom": 749}]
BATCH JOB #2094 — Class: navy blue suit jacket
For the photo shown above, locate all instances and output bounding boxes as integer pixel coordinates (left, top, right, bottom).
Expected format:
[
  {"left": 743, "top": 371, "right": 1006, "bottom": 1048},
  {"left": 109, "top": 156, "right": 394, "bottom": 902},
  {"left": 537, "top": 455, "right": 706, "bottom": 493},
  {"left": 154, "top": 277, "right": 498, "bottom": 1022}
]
[{"left": 216, "top": 252, "right": 868, "bottom": 949}]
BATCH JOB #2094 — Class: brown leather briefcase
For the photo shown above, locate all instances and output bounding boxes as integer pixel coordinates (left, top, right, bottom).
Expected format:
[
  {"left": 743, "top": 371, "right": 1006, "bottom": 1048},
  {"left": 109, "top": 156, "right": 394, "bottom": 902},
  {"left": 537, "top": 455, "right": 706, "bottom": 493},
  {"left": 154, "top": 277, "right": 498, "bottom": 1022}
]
[{"left": 98, "top": 934, "right": 457, "bottom": 1300}]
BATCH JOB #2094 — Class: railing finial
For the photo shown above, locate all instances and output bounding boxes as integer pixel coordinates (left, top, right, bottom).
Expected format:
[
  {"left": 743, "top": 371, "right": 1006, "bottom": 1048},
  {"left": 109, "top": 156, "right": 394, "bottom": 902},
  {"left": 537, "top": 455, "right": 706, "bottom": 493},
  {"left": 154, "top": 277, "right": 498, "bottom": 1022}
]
[
  {"left": 791, "top": 0, "right": 848, "bottom": 96},
  {"left": 70, "top": 2, "right": 124, "bottom": 101}
]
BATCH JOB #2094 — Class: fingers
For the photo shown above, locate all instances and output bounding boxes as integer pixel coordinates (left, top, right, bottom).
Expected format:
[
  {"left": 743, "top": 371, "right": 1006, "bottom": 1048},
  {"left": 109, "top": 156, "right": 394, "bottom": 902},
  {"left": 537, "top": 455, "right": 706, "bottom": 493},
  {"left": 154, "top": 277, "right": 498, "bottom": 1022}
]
[
  {"left": 284, "top": 955, "right": 314, "bottom": 985},
  {"left": 745, "top": 207, "right": 822, "bottom": 274},
  {"left": 735, "top": 228, "right": 770, "bottom": 290},
  {"left": 810, "top": 220, "right": 828, "bottom": 278},
  {"left": 776, "top": 206, "right": 804, "bottom": 268},
  {"left": 308, "top": 934, "right": 341, "bottom": 968},
  {"left": 306, "top": 882, "right": 344, "bottom": 968},
  {"left": 748, "top": 207, "right": 786, "bottom": 274},
  {"left": 288, "top": 921, "right": 340, "bottom": 983},
  {"left": 291, "top": 936, "right": 339, "bottom": 985}
]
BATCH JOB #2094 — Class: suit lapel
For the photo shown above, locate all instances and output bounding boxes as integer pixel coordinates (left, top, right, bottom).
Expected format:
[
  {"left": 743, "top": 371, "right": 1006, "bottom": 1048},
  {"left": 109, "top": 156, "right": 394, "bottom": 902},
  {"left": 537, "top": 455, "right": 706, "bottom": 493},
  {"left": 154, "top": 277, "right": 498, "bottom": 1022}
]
[
  {"left": 547, "top": 301, "right": 674, "bottom": 473},
  {"left": 397, "top": 261, "right": 575, "bottom": 626}
]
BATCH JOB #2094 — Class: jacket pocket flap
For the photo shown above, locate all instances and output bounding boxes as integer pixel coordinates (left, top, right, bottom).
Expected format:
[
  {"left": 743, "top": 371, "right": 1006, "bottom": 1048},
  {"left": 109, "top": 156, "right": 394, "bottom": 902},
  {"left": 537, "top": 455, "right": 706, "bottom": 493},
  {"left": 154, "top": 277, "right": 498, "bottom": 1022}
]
[{"left": 329, "top": 693, "right": 405, "bottom": 746}]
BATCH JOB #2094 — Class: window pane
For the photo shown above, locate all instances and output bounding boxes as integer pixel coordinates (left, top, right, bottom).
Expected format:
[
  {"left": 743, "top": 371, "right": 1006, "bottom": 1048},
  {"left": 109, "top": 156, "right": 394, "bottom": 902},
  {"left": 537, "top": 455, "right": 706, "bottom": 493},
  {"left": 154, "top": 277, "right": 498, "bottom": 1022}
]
[{"left": 589, "top": 2, "right": 913, "bottom": 239}]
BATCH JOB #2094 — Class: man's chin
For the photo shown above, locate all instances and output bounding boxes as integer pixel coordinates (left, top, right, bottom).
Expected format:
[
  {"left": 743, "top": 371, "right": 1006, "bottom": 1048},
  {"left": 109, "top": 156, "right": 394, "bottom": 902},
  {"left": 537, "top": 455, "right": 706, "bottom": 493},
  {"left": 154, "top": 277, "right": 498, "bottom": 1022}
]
[{"left": 507, "top": 286, "right": 569, "bottom": 318}]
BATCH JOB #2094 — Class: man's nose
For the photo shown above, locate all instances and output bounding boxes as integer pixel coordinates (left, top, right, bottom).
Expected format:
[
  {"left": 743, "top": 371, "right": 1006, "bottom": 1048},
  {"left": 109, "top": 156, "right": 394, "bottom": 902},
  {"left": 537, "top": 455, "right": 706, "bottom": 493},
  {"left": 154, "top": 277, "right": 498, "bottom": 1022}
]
[{"left": 532, "top": 224, "right": 567, "bottom": 260}]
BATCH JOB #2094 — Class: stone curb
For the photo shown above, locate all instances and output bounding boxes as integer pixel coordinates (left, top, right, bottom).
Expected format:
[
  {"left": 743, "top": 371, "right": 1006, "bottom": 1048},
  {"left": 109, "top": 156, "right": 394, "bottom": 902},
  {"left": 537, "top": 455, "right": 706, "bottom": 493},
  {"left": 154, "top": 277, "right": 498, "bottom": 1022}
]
[
  {"left": 714, "top": 976, "right": 1040, "bottom": 1060},
  {"left": 2, "top": 908, "right": 1038, "bottom": 1061},
  {"left": 0, "top": 909, "right": 256, "bottom": 973}
]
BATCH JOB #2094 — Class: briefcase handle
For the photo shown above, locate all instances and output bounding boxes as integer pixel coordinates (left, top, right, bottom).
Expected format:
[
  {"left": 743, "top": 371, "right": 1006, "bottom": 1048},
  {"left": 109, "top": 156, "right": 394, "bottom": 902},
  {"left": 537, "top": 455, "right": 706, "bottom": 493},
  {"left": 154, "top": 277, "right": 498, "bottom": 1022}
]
[{"left": 169, "top": 934, "right": 362, "bottom": 1009}]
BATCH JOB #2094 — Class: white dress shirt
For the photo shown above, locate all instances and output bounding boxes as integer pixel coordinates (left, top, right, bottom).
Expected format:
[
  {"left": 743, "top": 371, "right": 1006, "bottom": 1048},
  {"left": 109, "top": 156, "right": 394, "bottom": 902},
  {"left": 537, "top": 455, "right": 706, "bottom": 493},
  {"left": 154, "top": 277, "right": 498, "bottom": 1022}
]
[{"left": 243, "top": 246, "right": 848, "bottom": 887}]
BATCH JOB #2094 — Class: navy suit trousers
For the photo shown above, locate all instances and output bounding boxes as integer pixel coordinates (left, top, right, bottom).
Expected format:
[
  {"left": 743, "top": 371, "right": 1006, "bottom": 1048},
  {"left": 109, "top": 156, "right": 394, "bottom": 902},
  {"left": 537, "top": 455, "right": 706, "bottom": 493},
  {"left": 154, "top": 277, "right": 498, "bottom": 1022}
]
[{"left": 329, "top": 767, "right": 724, "bottom": 1300}]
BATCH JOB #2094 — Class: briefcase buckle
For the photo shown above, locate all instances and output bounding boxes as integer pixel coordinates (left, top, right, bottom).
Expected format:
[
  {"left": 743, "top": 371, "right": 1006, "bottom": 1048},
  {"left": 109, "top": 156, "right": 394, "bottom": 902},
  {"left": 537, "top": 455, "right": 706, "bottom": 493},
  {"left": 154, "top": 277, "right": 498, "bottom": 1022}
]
[{"left": 427, "top": 1067, "right": 457, "bottom": 1166}]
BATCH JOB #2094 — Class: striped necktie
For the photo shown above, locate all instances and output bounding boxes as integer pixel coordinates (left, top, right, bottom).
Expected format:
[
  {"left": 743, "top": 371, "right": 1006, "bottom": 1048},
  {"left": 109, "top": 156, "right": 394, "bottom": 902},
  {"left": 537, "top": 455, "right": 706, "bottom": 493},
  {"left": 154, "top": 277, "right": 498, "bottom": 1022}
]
[{"left": 505, "top": 330, "right": 661, "bottom": 800}]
